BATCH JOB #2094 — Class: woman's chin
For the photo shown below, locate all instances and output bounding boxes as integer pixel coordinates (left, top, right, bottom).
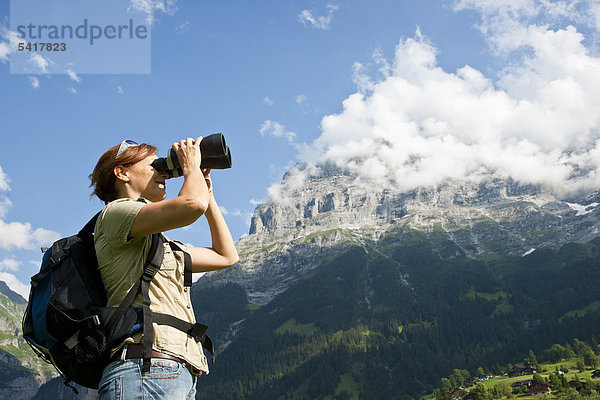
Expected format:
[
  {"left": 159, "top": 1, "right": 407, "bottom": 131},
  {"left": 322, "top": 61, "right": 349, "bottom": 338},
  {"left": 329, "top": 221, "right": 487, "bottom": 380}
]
[{"left": 145, "top": 190, "right": 166, "bottom": 203}]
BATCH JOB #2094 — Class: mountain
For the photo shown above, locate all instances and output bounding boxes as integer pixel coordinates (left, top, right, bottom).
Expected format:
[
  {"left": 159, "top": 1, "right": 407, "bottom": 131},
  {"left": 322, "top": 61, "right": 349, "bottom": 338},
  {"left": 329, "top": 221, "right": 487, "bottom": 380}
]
[
  {"left": 202, "top": 165, "right": 600, "bottom": 305},
  {"left": 0, "top": 282, "right": 26, "bottom": 305},
  {"left": 0, "top": 282, "right": 56, "bottom": 400},
  {"left": 192, "top": 167, "right": 600, "bottom": 399}
]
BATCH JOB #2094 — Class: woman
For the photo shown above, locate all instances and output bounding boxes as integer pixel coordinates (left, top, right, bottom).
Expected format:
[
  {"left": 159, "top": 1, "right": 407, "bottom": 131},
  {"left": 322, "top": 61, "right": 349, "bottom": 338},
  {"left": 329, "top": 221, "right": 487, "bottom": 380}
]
[{"left": 89, "top": 137, "right": 238, "bottom": 399}]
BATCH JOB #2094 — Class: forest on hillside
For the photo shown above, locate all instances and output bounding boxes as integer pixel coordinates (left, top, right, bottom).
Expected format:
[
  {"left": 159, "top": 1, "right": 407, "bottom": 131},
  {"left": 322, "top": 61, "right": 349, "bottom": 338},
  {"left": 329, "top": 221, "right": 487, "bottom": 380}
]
[{"left": 192, "top": 229, "right": 600, "bottom": 399}]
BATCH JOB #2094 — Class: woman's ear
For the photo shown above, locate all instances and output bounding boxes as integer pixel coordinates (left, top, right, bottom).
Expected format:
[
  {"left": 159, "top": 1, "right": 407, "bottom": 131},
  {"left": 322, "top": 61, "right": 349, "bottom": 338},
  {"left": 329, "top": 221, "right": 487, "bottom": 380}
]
[{"left": 114, "top": 165, "right": 130, "bottom": 182}]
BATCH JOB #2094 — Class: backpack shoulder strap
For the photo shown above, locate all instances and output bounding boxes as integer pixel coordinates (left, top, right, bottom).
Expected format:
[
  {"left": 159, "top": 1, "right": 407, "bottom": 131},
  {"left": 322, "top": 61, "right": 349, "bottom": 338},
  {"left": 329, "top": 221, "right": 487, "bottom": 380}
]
[
  {"left": 105, "top": 233, "right": 164, "bottom": 335},
  {"left": 168, "top": 241, "right": 193, "bottom": 287},
  {"left": 78, "top": 212, "right": 101, "bottom": 237},
  {"left": 140, "top": 233, "right": 166, "bottom": 372}
]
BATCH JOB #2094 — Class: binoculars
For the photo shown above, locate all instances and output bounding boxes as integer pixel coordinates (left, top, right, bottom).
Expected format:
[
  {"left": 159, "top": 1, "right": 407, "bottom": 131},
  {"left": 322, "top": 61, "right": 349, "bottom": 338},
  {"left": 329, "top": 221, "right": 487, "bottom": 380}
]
[{"left": 152, "top": 133, "right": 232, "bottom": 178}]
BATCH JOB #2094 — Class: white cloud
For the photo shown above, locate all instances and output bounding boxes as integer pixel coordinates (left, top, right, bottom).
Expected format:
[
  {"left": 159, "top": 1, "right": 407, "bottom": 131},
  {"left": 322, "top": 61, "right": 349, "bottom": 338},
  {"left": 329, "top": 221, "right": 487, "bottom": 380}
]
[
  {"left": 453, "top": 0, "right": 600, "bottom": 53},
  {"left": 298, "top": 4, "right": 339, "bottom": 30},
  {"left": 233, "top": 209, "right": 253, "bottom": 226},
  {"left": 285, "top": 5, "right": 600, "bottom": 199},
  {"left": 0, "top": 198, "right": 11, "bottom": 219},
  {"left": 0, "top": 272, "right": 29, "bottom": 300},
  {"left": 117, "top": 86, "right": 124, "bottom": 94},
  {"left": 219, "top": 206, "right": 252, "bottom": 225},
  {"left": 0, "top": 41, "right": 8, "bottom": 63},
  {"left": 0, "top": 27, "right": 24, "bottom": 63},
  {"left": 128, "top": 0, "right": 178, "bottom": 25},
  {"left": 66, "top": 69, "right": 81, "bottom": 83},
  {"left": 29, "top": 53, "right": 49, "bottom": 74},
  {"left": 28, "top": 76, "right": 40, "bottom": 89},
  {"left": 296, "top": 94, "right": 307, "bottom": 104},
  {"left": 0, "top": 167, "right": 11, "bottom": 219},
  {"left": 0, "top": 220, "right": 60, "bottom": 250},
  {"left": 260, "top": 120, "right": 297, "bottom": 143},
  {"left": 263, "top": 97, "right": 274, "bottom": 106},
  {"left": 175, "top": 21, "right": 191, "bottom": 33},
  {"left": 0, "top": 166, "right": 9, "bottom": 192},
  {"left": 250, "top": 198, "right": 266, "bottom": 206},
  {"left": 0, "top": 258, "right": 22, "bottom": 272},
  {"left": 0, "top": 166, "right": 60, "bottom": 250},
  {"left": 67, "top": 87, "right": 78, "bottom": 95}
]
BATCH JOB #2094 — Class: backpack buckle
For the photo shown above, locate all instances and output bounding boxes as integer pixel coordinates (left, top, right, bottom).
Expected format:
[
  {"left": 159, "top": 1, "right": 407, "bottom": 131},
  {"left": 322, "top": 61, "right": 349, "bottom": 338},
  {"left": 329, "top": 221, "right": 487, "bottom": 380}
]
[{"left": 189, "top": 323, "right": 208, "bottom": 341}]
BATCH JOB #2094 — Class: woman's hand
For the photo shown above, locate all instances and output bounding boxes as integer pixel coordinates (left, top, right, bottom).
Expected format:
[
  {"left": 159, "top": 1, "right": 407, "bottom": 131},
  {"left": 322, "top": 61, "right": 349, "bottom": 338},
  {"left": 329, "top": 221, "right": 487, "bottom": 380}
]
[
  {"left": 173, "top": 137, "right": 202, "bottom": 176},
  {"left": 129, "top": 136, "right": 210, "bottom": 237},
  {"left": 202, "top": 168, "right": 213, "bottom": 195}
]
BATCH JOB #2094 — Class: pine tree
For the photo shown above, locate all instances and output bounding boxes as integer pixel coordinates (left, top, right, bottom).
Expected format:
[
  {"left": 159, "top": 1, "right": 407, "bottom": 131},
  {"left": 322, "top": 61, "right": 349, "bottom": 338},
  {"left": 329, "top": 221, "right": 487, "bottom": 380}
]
[{"left": 526, "top": 350, "right": 539, "bottom": 369}]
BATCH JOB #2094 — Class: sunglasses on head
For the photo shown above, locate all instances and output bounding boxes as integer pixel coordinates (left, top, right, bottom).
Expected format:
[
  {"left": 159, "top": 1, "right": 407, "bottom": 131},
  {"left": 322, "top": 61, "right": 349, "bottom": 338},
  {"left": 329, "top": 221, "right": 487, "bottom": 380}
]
[{"left": 116, "top": 139, "right": 139, "bottom": 158}]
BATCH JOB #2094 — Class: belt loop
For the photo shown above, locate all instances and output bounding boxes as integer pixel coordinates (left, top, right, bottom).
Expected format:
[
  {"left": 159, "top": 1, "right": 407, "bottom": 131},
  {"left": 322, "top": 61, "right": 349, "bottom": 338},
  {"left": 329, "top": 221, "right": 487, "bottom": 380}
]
[{"left": 120, "top": 344, "right": 128, "bottom": 361}]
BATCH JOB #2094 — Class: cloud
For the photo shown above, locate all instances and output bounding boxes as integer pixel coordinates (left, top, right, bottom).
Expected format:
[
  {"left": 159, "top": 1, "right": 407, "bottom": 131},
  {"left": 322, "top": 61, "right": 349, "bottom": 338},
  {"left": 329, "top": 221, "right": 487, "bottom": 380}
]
[
  {"left": 0, "top": 272, "right": 29, "bottom": 300},
  {"left": 260, "top": 120, "right": 297, "bottom": 143},
  {"left": 0, "top": 167, "right": 60, "bottom": 250},
  {"left": 128, "top": 0, "right": 178, "bottom": 25},
  {"left": 28, "top": 76, "right": 40, "bottom": 89},
  {"left": 29, "top": 53, "right": 49, "bottom": 74},
  {"left": 0, "top": 220, "right": 60, "bottom": 250},
  {"left": 453, "top": 0, "right": 600, "bottom": 53},
  {"left": 250, "top": 198, "right": 266, "bottom": 206},
  {"left": 263, "top": 97, "right": 274, "bottom": 106},
  {"left": 67, "top": 87, "right": 78, "bottom": 95},
  {"left": 0, "top": 258, "right": 22, "bottom": 272},
  {"left": 0, "top": 166, "right": 9, "bottom": 192},
  {"left": 175, "top": 21, "right": 191, "bottom": 33},
  {"left": 117, "top": 86, "right": 124, "bottom": 94},
  {"left": 0, "top": 198, "right": 11, "bottom": 219},
  {"left": 298, "top": 4, "right": 339, "bottom": 30},
  {"left": 284, "top": 5, "right": 600, "bottom": 199},
  {"left": 0, "top": 41, "right": 8, "bottom": 63},
  {"left": 66, "top": 69, "right": 81, "bottom": 83},
  {"left": 296, "top": 94, "right": 307, "bottom": 104},
  {"left": 0, "top": 27, "right": 24, "bottom": 63}
]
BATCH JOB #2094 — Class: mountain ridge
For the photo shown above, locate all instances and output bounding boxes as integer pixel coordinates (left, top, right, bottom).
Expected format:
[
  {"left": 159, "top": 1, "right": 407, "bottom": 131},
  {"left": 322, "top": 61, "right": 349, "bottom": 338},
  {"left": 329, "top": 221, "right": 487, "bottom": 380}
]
[
  {"left": 202, "top": 166, "right": 600, "bottom": 305},
  {"left": 0, "top": 281, "right": 27, "bottom": 305}
]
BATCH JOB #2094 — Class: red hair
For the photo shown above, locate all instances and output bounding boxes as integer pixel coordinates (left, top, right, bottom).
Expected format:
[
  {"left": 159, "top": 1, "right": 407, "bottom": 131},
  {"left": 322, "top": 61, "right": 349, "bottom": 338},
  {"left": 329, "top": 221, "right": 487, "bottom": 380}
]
[{"left": 89, "top": 143, "right": 158, "bottom": 204}]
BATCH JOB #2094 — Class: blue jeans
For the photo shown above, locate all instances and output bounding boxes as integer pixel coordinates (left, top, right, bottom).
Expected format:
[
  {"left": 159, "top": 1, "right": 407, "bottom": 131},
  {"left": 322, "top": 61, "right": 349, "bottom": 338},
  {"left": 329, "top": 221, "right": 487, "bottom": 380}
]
[{"left": 98, "top": 358, "right": 197, "bottom": 400}]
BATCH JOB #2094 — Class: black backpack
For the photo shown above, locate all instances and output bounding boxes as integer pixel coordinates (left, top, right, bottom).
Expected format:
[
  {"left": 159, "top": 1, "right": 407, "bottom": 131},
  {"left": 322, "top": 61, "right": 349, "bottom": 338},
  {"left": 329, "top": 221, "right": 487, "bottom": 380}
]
[{"left": 22, "top": 213, "right": 215, "bottom": 392}]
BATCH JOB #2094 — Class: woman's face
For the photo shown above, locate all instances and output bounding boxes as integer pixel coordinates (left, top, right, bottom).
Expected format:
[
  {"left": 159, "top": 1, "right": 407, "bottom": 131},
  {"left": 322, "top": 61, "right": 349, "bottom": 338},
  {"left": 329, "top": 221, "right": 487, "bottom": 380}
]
[{"left": 126, "top": 154, "right": 167, "bottom": 202}]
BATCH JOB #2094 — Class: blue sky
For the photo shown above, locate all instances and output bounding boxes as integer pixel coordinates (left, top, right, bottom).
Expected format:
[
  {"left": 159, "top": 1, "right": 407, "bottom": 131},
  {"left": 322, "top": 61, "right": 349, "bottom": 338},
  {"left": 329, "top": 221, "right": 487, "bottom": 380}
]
[{"left": 2, "top": 0, "right": 600, "bottom": 298}]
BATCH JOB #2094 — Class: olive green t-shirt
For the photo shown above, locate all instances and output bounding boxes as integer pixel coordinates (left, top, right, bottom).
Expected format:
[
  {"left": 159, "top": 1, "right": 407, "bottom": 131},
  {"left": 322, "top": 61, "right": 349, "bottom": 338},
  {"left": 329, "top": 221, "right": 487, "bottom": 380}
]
[{"left": 94, "top": 198, "right": 209, "bottom": 375}]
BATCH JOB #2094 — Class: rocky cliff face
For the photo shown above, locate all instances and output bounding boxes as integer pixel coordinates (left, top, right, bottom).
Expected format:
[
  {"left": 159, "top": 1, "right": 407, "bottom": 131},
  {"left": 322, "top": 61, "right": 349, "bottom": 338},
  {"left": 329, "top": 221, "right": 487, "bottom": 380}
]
[
  {"left": 0, "top": 286, "right": 55, "bottom": 400},
  {"left": 204, "top": 165, "right": 600, "bottom": 304}
]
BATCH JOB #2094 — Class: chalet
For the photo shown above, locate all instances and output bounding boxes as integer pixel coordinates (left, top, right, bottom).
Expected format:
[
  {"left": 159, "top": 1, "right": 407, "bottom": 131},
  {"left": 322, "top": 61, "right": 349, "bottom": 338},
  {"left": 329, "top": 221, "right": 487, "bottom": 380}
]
[
  {"left": 528, "top": 383, "right": 552, "bottom": 396},
  {"left": 511, "top": 380, "right": 531, "bottom": 387},
  {"left": 508, "top": 363, "right": 537, "bottom": 377},
  {"left": 511, "top": 380, "right": 532, "bottom": 393}
]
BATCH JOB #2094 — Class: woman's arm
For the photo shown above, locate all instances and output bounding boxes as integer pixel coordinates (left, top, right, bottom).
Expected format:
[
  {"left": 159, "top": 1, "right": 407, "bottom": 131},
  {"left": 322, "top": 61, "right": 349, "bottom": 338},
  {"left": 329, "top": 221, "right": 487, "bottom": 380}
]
[
  {"left": 186, "top": 171, "right": 239, "bottom": 272},
  {"left": 129, "top": 137, "right": 210, "bottom": 237}
]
